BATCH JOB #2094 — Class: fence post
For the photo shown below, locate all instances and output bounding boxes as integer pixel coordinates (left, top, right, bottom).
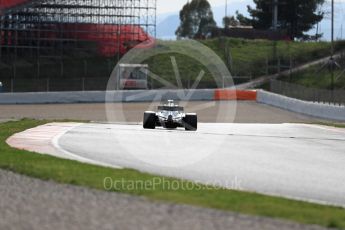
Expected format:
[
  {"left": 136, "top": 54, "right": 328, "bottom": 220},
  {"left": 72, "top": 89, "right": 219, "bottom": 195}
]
[
  {"left": 11, "top": 78, "right": 14, "bottom": 93},
  {"left": 150, "top": 76, "right": 154, "bottom": 90},
  {"left": 12, "top": 63, "right": 16, "bottom": 79},
  {"left": 82, "top": 78, "right": 85, "bottom": 91},
  {"left": 37, "top": 60, "right": 40, "bottom": 79},
  {"left": 277, "top": 57, "right": 281, "bottom": 74},
  {"left": 46, "top": 78, "right": 49, "bottom": 92},
  {"left": 107, "top": 59, "right": 112, "bottom": 75},
  {"left": 289, "top": 56, "right": 292, "bottom": 81},
  {"left": 84, "top": 60, "right": 87, "bottom": 78},
  {"left": 314, "top": 88, "right": 318, "bottom": 103},
  {"left": 60, "top": 60, "right": 64, "bottom": 78}
]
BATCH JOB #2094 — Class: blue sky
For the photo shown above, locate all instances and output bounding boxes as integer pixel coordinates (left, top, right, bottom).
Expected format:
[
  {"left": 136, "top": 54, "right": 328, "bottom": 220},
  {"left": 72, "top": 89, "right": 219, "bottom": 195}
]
[
  {"left": 157, "top": 0, "right": 228, "bottom": 14},
  {"left": 157, "top": 0, "right": 345, "bottom": 15}
]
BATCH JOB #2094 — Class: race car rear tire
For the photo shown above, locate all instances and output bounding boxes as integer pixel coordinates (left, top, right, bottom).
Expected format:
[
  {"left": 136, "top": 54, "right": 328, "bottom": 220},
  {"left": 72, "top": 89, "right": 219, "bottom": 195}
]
[
  {"left": 143, "top": 112, "right": 156, "bottom": 129},
  {"left": 184, "top": 114, "right": 197, "bottom": 131}
]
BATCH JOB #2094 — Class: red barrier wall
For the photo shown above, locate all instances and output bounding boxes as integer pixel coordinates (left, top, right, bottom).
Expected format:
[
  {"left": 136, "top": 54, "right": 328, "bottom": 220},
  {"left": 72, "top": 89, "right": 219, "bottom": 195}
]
[
  {"left": 214, "top": 89, "right": 257, "bottom": 101},
  {"left": 0, "top": 0, "right": 31, "bottom": 11},
  {"left": 58, "top": 24, "right": 155, "bottom": 56}
]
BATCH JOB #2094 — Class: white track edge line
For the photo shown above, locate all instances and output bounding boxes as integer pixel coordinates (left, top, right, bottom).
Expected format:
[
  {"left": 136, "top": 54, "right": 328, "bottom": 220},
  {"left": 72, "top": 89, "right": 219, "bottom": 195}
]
[{"left": 51, "top": 123, "right": 123, "bottom": 169}]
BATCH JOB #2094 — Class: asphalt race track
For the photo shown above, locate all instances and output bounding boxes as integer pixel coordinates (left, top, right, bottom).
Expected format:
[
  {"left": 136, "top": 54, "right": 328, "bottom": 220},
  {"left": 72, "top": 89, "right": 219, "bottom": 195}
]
[{"left": 56, "top": 122, "right": 345, "bottom": 207}]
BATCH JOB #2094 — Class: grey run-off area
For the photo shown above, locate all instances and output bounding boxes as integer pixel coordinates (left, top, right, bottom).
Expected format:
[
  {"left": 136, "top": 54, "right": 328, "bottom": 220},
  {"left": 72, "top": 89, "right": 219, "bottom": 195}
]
[
  {"left": 0, "top": 169, "right": 328, "bottom": 230},
  {"left": 0, "top": 101, "right": 324, "bottom": 124}
]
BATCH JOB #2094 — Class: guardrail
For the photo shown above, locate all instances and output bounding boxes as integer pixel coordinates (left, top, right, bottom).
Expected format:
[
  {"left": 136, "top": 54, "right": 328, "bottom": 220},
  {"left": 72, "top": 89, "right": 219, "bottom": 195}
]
[
  {"left": 0, "top": 89, "right": 258, "bottom": 104},
  {"left": 1, "top": 87, "right": 344, "bottom": 122},
  {"left": 257, "top": 90, "right": 345, "bottom": 121}
]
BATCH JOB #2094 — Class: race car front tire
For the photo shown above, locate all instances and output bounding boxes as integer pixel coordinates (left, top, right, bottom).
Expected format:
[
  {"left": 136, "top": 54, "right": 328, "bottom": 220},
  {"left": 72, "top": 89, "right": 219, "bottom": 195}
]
[
  {"left": 143, "top": 112, "right": 156, "bottom": 129},
  {"left": 184, "top": 114, "right": 197, "bottom": 131}
]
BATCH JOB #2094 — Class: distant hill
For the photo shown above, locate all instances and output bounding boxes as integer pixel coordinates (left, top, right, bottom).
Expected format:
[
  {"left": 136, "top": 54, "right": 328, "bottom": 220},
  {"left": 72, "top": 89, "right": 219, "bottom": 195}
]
[
  {"left": 157, "top": 14, "right": 180, "bottom": 40},
  {"left": 156, "top": 1, "right": 344, "bottom": 41}
]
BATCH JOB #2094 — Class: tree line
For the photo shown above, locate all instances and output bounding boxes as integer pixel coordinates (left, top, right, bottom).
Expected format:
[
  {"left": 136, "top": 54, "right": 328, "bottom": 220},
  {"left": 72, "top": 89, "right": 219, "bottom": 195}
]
[{"left": 176, "top": 0, "right": 325, "bottom": 40}]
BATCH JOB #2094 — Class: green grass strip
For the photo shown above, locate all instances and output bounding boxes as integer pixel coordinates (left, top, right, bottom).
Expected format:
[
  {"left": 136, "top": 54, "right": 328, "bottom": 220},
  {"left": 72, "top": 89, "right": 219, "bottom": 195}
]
[{"left": 1, "top": 119, "right": 345, "bottom": 229}]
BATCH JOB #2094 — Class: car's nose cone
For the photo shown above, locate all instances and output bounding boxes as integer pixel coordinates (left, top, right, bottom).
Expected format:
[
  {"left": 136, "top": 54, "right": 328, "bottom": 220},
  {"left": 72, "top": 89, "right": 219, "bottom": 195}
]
[{"left": 168, "top": 115, "right": 173, "bottom": 122}]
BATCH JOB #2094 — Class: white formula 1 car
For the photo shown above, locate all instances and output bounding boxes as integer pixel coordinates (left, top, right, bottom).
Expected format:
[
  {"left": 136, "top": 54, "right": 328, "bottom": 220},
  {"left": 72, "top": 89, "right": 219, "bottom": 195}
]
[{"left": 143, "top": 100, "right": 197, "bottom": 131}]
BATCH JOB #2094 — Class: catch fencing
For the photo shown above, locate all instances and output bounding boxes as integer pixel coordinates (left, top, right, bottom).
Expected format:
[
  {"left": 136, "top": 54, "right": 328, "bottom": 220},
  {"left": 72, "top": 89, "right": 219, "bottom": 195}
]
[{"left": 270, "top": 79, "right": 345, "bottom": 106}]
